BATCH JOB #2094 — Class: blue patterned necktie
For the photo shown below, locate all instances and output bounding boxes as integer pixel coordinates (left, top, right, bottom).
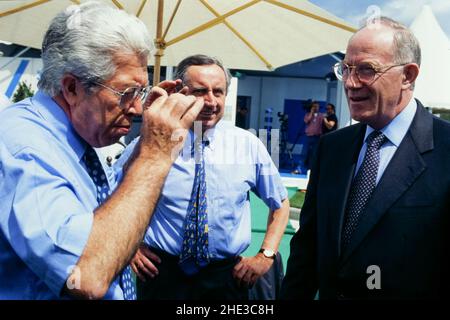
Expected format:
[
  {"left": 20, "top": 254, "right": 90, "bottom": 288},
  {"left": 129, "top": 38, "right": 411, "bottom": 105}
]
[
  {"left": 83, "top": 146, "right": 136, "bottom": 300},
  {"left": 179, "top": 138, "right": 210, "bottom": 275},
  {"left": 342, "top": 131, "right": 387, "bottom": 247}
]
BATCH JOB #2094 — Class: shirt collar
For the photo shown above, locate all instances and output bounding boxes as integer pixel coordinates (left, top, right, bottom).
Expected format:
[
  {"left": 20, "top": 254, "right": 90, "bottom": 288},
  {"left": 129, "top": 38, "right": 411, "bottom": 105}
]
[
  {"left": 189, "top": 120, "right": 227, "bottom": 151},
  {"left": 32, "top": 91, "right": 86, "bottom": 161},
  {"left": 364, "top": 97, "right": 417, "bottom": 147}
]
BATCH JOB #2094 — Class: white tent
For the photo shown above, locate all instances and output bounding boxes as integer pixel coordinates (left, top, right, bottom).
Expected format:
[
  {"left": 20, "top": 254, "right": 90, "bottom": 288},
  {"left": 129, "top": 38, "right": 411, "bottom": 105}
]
[{"left": 410, "top": 5, "right": 450, "bottom": 110}]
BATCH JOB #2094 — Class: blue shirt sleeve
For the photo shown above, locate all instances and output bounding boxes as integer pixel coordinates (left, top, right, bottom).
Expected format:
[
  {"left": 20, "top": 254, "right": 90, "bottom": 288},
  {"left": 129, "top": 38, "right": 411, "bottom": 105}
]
[
  {"left": 252, "top": 136, "right": 288, "bottom": 211},
  {"left": 0, "top": 143, "right": 94, "bottom": 297}
]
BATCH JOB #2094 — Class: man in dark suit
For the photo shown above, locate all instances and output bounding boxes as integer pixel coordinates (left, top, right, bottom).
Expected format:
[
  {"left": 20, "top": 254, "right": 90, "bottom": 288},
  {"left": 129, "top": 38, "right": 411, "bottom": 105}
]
[{"left": 281, "top": 16, "right": 450, "bottom": 299}]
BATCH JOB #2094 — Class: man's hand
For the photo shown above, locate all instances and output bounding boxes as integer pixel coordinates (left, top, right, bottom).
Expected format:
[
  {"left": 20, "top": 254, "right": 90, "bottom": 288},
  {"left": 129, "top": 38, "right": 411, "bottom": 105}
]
[
  {"left": 232, "top": 254, "right": 274, "bottom": 288},
  {"left": 139, "top": 88, "right": 203, "bottom": 160},
  {"left": 130, "top": 244, "right": 162, "bottom": 282},
  {"left": 144, "top": 79, "right": 184, "bottom": 107}
]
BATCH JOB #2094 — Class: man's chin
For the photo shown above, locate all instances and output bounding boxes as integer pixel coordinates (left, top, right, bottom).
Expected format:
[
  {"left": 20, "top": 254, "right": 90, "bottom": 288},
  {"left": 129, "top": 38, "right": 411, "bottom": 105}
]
[
  {"left": 195, "top": 118, "right": 213, "bottom": 130},
  {"left": 350, "top": 104, "right": 372, "bottom": 120},
  {"left": 201, "top": 121, "right": 213, "bottom": 131}
]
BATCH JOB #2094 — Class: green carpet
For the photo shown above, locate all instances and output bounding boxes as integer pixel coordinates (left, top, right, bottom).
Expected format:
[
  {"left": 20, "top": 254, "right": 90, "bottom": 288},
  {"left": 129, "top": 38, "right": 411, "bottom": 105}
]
[{"left": 242, "top": 187, "right": 298, "bottom": 272}]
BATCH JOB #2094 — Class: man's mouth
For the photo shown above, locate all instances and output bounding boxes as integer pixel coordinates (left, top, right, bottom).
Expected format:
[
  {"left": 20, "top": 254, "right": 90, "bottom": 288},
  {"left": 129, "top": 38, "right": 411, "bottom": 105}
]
[
  {"left": 349, "top": 96, "right": 369, "bottom": 102},
  {"left": 115, "top": 124, "right": 131, "bottom": 133},
  {"left": 199, "top": 111, "right": 215, "bottom": 117}
]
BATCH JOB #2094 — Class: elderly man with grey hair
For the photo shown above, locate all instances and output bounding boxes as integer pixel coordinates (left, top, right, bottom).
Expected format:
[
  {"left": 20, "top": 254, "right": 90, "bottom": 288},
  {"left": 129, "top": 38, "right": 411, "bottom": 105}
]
[
  {"left": 0, "top": 2, "right": 202, "bottom": 300},
  {"left": 281, "top": 16, "right": 450, "bottom": 299}
]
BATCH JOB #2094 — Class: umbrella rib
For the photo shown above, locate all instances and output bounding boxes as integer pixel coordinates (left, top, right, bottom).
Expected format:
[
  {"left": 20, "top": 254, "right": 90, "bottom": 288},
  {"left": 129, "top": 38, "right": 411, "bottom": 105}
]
[
  {"left": 165, "top": 0, "right": 261, "bottom": 47},
  {"left": 136, "top": 0, "right": 147, "bottom": 18},
  {"left": 199, "top": 0, "right": 272, "bottom": 70},
  {"left": 265, "top": 0, "right": 357, "bottom": 33},
  {"left": 162, "top": 0, "right": 183, "bottom": 41},
  {"left": 111, "top": 0, "right": 124, "bottom": 10},
  {"left": 0, "top": 0, "right": 51, "bottom": 18}
]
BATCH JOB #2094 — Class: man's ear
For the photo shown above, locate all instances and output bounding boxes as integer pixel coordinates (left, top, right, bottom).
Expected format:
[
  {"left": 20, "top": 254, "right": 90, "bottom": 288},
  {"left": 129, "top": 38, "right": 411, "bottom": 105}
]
[
  {"left": 60, "top": 74, "right": 82, "bottom": 107},
  {"left": 402, "top": 63, "right": 420, "bottom": 90}
]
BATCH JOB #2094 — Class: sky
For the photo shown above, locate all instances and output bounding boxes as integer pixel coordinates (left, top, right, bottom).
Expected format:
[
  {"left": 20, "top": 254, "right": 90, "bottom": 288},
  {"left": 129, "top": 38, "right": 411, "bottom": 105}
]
[{"left": 309, "top": 0, "right": 450, "bottom": 39}]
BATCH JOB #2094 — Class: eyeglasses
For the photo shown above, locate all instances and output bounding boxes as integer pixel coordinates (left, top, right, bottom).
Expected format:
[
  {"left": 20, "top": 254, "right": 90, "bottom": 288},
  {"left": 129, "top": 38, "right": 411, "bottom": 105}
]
[
  {"left": 333, "top": 61, "right": 408, "bottom": 84},
  {"left": 93, "top": 81, "right": 151, "bottom": 109}
]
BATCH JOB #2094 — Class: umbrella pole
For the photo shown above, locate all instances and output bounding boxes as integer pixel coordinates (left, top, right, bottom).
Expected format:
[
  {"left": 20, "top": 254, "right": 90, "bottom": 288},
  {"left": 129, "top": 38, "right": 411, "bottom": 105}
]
[
  {"left": 153, "top": 0, "right": 164, "bottom": 85},
  {"left": 153, "top": 50, "right": 164, "bottom": 85}
]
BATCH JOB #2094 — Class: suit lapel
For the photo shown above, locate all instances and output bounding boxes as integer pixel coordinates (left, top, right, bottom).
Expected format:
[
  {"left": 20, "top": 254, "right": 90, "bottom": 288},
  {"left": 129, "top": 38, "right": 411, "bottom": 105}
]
[{"left": 340, "top": 101, "right": 434, "bottom": 264}]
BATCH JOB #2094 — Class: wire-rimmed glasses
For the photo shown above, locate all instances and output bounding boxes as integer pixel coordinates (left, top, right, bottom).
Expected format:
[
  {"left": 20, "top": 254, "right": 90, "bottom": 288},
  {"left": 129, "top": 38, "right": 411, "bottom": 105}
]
[
  {"left": 94, "top": 81, "right": 152, "bottom": 110},
  {"left": 333, "top": 61, "right": 408, "bottom": 83}
]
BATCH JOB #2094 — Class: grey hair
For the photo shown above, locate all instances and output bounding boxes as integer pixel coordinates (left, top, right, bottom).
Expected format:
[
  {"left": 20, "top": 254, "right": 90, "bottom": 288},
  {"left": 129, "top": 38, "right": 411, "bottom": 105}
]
[
  {"left": 174, "top": 54, "right": 232, "bottom": 93},
  {"left": 38, "top": 1, "right": 153, "bottom": 96},
  {"left": 361, "top": 16, "right": 421, "bottom": 66}
]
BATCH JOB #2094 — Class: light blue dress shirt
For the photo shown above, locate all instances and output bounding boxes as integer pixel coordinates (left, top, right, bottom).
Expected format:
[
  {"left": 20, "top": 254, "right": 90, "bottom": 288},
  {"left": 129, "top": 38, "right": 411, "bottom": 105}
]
[
  {"left": 115, "top": 121, "right": 288, "bottom": 259},
  {"left": 0, "top": 92, "right": 122, "bottom": 299},
  {"left": 355, "top": 98, "right": 417, "bottom": 184}
]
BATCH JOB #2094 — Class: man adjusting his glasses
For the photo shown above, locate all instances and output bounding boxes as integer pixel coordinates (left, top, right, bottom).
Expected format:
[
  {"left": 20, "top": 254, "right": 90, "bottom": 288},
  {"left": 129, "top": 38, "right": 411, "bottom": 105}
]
[
  {"left": 0, "top": 1, "right": 202, "bottom": 300},
  {"left": 282, "top": 16, "right": 450, "bottom": 299}
]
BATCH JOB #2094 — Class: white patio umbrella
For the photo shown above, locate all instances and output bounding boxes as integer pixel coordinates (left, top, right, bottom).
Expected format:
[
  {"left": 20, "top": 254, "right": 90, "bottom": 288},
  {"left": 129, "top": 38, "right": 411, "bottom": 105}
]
[{"left": 0, "top": 0, "right": 356, "bottom": 83}]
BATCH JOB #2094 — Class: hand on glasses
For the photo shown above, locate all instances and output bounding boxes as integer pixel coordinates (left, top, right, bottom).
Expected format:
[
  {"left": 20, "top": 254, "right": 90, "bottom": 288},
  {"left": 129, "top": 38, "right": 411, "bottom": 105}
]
[
  {"left": 94, "top": 79, "right": 190, "bottom": 111},
  {"left": 94, "top": 81, "right": 151, "bottom": 110},
  {"left": 143, "top": 79, "right": 189, "bottom": 109}
]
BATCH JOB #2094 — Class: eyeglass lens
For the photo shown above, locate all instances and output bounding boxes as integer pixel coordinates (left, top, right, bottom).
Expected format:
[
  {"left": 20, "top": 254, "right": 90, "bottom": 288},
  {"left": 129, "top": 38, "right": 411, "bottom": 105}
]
[
  {"left": 339, "top": 63, "right": 376, "bottom": 82},
  {"left": 120, "top": 87, "right": 149, "bottom": 108}
]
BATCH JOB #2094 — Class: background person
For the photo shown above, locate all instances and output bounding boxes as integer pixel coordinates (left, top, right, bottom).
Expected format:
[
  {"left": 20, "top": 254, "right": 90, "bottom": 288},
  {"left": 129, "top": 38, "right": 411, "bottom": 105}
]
[
  {"left": 235, "top": 105, "right": 249, "bottom": 129},
  {"left": 322, "top": 103, "right": 338, "bottom": 134},
  {"left": 292, "top": 101, "right": 323, "bottom": 174}
]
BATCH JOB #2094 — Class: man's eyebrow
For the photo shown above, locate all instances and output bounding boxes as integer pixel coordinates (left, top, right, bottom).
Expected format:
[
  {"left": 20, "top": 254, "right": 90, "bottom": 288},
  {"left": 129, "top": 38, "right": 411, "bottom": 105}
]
[{"left": 190, "top": 86, "right": 207, "bottom": 89}]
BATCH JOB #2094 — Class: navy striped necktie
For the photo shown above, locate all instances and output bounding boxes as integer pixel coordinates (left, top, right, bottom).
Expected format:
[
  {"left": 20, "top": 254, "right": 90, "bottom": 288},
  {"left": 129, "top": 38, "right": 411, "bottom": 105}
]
[
  {"left": 342, "top": 131, "right": 387, "bottom": 247},
  {"left": 83, "top": 146, "right": 136, "bottom": 300}
]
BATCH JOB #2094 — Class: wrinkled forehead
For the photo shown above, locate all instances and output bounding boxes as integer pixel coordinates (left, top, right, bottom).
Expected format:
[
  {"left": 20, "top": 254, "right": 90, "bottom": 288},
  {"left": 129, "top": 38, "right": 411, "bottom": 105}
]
[
  {"left": 345, "top": 26, "right": 395, "bottom": 64},
  {"left": 185, "top": 64, "right": 227, "bottom": 87}
]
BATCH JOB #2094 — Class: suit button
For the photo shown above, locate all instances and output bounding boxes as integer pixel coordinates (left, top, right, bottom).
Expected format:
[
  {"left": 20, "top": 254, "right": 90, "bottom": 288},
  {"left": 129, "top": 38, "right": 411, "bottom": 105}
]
[{"left": 337, "top": 293, "right": 346, "bottom": 300}]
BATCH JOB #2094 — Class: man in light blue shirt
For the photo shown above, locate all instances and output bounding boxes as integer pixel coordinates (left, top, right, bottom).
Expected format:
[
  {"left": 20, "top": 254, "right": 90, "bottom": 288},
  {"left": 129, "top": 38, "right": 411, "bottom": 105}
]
[
  {"left": 0, "top": 2, "right": 202, "bottom": 300},
  {"left": 118, "top": 55, "right": 290, "bottom": 300}
]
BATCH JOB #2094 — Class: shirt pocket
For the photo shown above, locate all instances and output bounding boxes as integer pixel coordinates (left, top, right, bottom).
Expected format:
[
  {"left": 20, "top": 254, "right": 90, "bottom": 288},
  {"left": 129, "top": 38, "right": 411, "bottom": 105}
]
[{"left": 208, "top": 164, "right": 252, "bottom": 227}]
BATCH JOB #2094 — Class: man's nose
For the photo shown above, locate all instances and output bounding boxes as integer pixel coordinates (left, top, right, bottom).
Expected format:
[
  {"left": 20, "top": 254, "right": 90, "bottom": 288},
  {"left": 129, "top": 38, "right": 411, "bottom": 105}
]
[
  {"left": 126, "top": 98, "right": 143, "bottom": 116},
  {"left": 344, "top": 70, "right": 362, "bottom": 89},
  {"left": 203, "top": 91, "right": 217, "bottom": 106}
]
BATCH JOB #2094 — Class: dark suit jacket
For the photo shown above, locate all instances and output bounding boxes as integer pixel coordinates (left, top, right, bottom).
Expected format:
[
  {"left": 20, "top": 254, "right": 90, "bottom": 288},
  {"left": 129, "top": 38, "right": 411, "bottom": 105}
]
[{"left": 281, "top": 100, "right": 450, "bottom": 299}]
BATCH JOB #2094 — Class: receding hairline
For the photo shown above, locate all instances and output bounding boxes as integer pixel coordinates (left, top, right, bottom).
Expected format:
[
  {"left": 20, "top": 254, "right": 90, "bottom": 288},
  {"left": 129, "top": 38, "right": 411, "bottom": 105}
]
[
  {"left": 349, "top": 23, "right": 395, "bottom": 46},
  {"left": 184, "top": 64, "right": 227, "bottom": 80}
]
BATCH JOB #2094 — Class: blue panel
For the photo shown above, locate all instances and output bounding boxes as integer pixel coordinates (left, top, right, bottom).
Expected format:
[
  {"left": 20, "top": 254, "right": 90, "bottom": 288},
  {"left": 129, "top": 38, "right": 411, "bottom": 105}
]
[
  {"left": 284, "top": 99, "right": 307, "bottom": 144},
  {"left": 5, "top": 60, "right": 30, "bottom": 98}
]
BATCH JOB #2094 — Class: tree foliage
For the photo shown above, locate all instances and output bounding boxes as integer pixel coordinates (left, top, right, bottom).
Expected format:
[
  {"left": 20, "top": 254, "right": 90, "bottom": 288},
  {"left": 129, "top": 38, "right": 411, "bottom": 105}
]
[{"left": 12, "top": 81, "right": 34, "bottom": 103}]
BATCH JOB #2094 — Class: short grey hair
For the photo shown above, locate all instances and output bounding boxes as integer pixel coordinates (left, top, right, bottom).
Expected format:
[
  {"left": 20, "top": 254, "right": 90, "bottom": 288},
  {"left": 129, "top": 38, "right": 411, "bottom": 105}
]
[
  {"left": 361, "top": 16, "right": 421, "bottom": 66},
  {"left": 174, "top": 54, "right": 232, "bottom": 93},
  {"left": 38, "top": 1, "right": 153, "bottom": 96}
]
